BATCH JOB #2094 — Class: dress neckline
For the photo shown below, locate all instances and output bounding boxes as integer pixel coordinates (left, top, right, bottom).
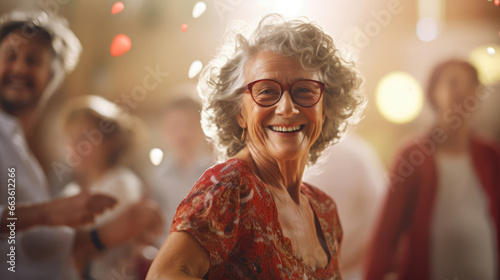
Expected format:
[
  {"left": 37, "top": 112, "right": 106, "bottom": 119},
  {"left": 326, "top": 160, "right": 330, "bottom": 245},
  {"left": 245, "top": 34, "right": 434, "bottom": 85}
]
[{"left": 227, "top": 158, "right": 332, "bottom": 274}]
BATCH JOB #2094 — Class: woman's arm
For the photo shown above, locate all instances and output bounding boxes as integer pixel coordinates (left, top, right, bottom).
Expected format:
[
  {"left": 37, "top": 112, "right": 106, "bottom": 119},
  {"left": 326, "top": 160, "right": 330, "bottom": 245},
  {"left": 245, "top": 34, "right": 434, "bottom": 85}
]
[{"left": 146, "top": 231, "right": 210, "bottom": 280}]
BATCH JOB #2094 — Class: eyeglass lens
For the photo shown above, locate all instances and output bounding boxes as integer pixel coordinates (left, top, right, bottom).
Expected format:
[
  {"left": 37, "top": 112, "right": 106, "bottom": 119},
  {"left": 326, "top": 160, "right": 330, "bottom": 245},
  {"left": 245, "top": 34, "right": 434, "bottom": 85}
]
[{"left": 250, "top": 80, "right": 322, "bottom": 107}]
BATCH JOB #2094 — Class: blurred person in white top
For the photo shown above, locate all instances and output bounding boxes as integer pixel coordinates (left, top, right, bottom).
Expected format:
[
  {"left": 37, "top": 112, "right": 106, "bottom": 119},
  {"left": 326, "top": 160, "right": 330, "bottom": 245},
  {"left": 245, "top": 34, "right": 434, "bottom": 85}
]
[{"left": 61, "top": 95, "right": 153, "bottom": 279}]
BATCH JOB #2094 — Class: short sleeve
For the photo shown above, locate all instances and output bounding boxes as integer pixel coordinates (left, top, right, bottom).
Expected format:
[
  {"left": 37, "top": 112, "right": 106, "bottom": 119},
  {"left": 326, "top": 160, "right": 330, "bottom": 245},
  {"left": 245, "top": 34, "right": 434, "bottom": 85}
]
[{"left": 170, "top": 161, "right": 245, "bottom": 265}]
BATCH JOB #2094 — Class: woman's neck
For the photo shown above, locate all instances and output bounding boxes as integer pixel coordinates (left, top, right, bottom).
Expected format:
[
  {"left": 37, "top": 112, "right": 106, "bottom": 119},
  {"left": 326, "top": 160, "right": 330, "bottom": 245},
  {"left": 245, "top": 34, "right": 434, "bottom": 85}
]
[{"left": 235, "top": 145, "right": 308, "bottom": 204}]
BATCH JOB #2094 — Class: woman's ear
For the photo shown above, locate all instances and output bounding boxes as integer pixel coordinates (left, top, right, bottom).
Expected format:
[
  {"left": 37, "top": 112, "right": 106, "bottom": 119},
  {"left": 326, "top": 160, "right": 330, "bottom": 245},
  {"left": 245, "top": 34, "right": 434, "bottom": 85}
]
[{"left": 236, "top": 109, "right": 247, "bottom": 129}]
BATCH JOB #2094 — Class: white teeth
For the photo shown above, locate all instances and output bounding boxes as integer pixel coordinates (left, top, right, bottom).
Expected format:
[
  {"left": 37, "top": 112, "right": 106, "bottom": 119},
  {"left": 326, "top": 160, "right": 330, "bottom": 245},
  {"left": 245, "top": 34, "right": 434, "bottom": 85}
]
[{"left": 270, "top": 125, "right": 301, "bottom": 132}]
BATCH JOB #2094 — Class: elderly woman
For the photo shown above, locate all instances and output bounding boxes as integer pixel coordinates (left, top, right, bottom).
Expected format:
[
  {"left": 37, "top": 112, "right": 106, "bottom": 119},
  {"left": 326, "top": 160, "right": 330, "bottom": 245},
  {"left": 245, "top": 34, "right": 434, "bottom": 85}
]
[{"left": 147, "top": 15, "right": 364, "bottom": 280}]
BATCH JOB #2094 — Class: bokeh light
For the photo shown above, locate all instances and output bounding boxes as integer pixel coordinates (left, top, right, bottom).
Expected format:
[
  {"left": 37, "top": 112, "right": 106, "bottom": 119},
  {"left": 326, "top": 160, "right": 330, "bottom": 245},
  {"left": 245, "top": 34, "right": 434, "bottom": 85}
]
[
  {"left": 416, "top": 18, "right": 439, "bottom": 42},
  {"left": 110, "top": 34, "right": 131, "bottom": 57},
  {"left": 142, "top": 245, "right": 159, "bottom": 260},
  {"left": 192, "top": 1, "right": 207, "bottom": 19},
  {"left": 487, "top": 47, "right": 496, "bottom": 57},
  {"left": 469, "top": 44, "right": 500, "bottom": 84},
  {"left": 181, "top": 23, "right": 188, "bottom": 32},
  {"left": 111, "top": 2, "right": 124, "bottom": 15},
  {"left": 188, "top": 60, "right": 203, "bottom": 79},
  {"left": 376, "top": 72, "right": 424, "bottom": 124},
  {"left": 149, "top": 148, "right": 164, "bottom": 166}
]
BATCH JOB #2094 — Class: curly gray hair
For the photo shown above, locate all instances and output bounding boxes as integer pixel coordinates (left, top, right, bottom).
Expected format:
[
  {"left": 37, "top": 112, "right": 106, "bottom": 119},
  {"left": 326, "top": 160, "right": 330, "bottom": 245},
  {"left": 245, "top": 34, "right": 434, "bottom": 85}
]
[{"left": 199, "top": 14, "right": 365, "bottom": 165}]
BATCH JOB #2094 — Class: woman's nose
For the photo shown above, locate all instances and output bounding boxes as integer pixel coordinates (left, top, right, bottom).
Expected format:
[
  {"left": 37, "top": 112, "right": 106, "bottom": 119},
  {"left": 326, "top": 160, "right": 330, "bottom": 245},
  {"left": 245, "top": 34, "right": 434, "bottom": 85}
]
[{"left": 275, "top": 90, "right": 299, "bottom": 117}]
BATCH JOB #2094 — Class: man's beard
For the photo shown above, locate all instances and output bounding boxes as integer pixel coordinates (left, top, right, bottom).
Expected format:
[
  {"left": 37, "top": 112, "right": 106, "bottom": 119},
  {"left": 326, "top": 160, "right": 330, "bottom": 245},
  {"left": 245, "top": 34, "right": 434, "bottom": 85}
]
[{"left": 0, "top": 90, "right": 39, "bottom": 115}]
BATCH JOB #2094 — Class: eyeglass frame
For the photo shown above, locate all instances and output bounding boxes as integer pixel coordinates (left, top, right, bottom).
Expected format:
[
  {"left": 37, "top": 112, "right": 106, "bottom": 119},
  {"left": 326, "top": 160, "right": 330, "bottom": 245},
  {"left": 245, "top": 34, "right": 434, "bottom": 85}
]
[{"left": 245, "top": 79, "right": 326, "bottom": 107}]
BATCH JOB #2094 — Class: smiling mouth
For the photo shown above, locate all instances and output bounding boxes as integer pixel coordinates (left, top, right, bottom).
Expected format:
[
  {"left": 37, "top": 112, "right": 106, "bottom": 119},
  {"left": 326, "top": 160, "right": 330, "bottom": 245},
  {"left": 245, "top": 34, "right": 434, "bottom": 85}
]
[
  {"left": 269, "top": 125, "right": 305, "bottom": 133},
  {"left": 5, "top": 76, "right": 33, "bottom": 89}
]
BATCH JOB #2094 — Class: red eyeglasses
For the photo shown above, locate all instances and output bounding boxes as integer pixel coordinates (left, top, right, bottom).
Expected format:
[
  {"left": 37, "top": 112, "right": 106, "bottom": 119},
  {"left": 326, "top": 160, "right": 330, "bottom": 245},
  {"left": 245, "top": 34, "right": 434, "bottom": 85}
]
[{"left": 246, "top": 79, "right": 325, "bottom": 107}]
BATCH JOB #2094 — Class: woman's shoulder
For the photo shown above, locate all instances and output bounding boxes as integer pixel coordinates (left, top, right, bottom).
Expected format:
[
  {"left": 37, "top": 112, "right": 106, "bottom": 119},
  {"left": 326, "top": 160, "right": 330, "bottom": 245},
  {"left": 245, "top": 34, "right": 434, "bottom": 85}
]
[
  {"left": 301, "top": 182, "right": 336, "bottom": 207},
  {"left": 177, "top": 159, "right": 267, "bottom": 214},
  {"left": 193, "top": 158, "right": 259, "bottom": 192},
  {"left": 206, "top": 158, "right": 252, "bottom": 175},
  {"left": 172, "top": 158, "right": 267, "bottom": 243}
]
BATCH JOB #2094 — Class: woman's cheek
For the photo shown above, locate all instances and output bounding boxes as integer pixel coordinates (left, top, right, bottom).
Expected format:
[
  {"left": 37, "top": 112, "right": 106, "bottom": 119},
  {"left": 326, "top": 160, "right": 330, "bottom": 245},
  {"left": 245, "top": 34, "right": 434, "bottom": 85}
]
[{"left": 249, "top": 119, "right": 267, "bottom": 147}]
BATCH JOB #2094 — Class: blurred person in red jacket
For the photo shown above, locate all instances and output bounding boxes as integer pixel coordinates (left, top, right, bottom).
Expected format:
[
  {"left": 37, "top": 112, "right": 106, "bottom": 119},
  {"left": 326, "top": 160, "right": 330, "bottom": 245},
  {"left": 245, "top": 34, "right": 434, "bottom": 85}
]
[{"left": 365, "top": 59, "right": 500, "bottom": 280}]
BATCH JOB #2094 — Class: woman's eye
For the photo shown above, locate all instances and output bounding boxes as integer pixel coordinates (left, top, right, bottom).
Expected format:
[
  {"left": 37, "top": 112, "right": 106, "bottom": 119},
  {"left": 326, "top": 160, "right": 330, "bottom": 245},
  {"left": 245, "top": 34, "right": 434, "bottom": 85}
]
[
  {"left": 259, "top": 89, "right": 279, "bottom": 95},
  {"left": 294, "top": 87, "right": 312, "bottom": 93}
]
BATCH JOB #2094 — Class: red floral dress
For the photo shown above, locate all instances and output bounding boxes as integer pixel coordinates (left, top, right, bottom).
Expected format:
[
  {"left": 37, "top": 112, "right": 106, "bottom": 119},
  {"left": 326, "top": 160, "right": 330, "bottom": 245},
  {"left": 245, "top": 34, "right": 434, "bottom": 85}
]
[{"left": 171, "top": 159, "right": 343, "bottom": 280}]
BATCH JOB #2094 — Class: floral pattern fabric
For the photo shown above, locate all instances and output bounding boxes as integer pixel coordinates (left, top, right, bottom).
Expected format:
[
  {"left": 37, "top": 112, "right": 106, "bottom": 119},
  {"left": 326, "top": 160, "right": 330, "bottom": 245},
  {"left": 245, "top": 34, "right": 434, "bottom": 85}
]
[{"left": 171, "top": 159, "right": 343, "bottom": 280}]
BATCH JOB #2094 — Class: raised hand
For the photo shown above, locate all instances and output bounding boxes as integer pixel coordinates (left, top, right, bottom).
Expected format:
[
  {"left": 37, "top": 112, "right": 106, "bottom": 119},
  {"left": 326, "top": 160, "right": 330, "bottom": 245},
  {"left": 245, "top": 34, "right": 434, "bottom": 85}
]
[
  {"left": 98, "top": 199, "right": 165, "bottom": 248},
  {"left": 42, "top": 191, "right": 117, "bottom": 227}
]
